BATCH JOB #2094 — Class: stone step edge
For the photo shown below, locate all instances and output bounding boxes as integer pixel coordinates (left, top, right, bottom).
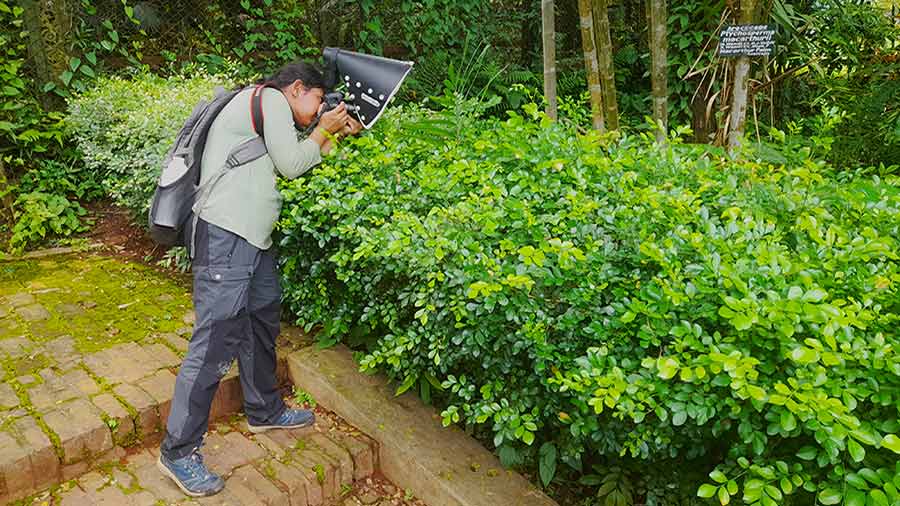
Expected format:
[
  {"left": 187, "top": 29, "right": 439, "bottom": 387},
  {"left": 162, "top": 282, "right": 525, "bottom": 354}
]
[
  {"left": 16, "top": 417, "right": 379, "bottom": 506},
  {"left": 0, "top": 243, "right": 105, "bottom": 263},
  {"left": 0, "top": 353, "right": 291, "bottom": 504},
  {"left": 238, "top": 422, "right": 381, "bottom": 505},
  {"left": 287, "top": 344, "right": 559, "bottom": 506}
]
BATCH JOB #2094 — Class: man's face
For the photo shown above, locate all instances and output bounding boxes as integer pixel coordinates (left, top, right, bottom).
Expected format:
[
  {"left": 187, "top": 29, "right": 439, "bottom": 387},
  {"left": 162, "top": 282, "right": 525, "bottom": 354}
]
[{"left": 285, "top": 81, "right": 324, "bottom": 128}]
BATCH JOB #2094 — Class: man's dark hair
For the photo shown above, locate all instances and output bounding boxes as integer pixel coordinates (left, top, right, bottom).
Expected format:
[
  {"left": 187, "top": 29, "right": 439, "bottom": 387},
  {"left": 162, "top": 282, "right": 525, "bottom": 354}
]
[{"left": 257, "top": 61, "right": 327, "bottom": 91}]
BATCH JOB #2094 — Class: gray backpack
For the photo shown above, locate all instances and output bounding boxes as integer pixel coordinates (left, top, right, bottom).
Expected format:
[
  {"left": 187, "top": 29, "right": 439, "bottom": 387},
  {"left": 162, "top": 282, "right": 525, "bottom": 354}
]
[{"left": 148, "top": 84, "right": 272, "bottom": 255}]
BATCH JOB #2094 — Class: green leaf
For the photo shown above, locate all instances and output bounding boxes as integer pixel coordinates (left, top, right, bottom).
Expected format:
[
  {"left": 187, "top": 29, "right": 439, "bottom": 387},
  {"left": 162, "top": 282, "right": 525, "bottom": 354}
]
[
  {"left": 845, "top": 473, "right": 868, "bottom": 490},
  {"left": 797, "top": 446, "right": 818, "bottom": 460},
  {"left": 780, "top": 477, "right": 793, "bottom": 494},
  {"left": 781, "top": 411, "right": 797, "bottom": 431},
  {"left": 498, "top": 445, "right": 522, "bottom": 468},
  {"left": 869, "top": 489, "right": 889, "bottom": 506},
  {"left": 394, "top": 375, "right": 417, "bottom": 396},
  {"left": 69, "top": 57, "right": 81, "bottom": 71},
  {"left": 859, "top": 468, "right": 882, "bottom": 486},
  {"left": 818, "top": 488, "right": 841, "bottom": 505},
  {"left": 657, "top": 357, "right": 679, "bottom": 380},
  {"left": 718, "top": 486, "right": 730, "bottom": 505},
  {"left": 85, "top": 51, "right": 97, "bottom": 65},
  {"left": 727, "top": 480, "right": 738, "bottom": 495},
  {"left": 60, "top": 71, "right": 73, "bottom": 86},
  {"left": 790, "top": 347, "right": 819, "bottom": 364},
  {"left": 846, "top": 489, "right": 866, "bottom": 506},
  {"left": 710, "top": 470, "right": 727, "bottom": 484},
  {"left": 802, "top": 288, "right": 827, "bottom": 302},
  {"left": 522, "top": 431, "right": 535, "bottom": 445},
  {"left": 881, "top": 434, "right": 900, "bottom": 454},
  {"left": 732, "top": 312, "right": 753, "bottom": 330},
  {"left": 538, "top": 442, "right": 556, "bottom": 487},
  {"left": 851, "top": 428, "right": 880, "bottom": 446},
  {"left": 848, "top": 439, "right": 866, "bottom": 462},
  {"left": 698, "top": 484, "right": 717, "bottom": 498}
]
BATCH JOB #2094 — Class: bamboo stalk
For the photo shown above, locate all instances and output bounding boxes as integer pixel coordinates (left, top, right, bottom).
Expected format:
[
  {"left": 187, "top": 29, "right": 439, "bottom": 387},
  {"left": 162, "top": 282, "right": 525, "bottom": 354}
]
[
  {"left": 593, "top": 0, "right": 619, "bottom": 130},
  {"left": 542, "top": 0, "right": 558, "bottom": 120},
  {"left": 648, "top": 0, "right": 668, "bottom": 144},
  {"left": 578, "top": 0, "right": 606, "bottom": 131}
]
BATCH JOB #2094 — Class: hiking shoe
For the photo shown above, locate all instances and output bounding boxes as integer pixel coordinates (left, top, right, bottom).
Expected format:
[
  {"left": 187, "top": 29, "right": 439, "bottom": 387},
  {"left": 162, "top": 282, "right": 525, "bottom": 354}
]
[
  {"left": 247, "top": 408, "right": 315, "bottom": 433},
  {"left": 157, "top": 450, "right": 225, "bottom": 497}
]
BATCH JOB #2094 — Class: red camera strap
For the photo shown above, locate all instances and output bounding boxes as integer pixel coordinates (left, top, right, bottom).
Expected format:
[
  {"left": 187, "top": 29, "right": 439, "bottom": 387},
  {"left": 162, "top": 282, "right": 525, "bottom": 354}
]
[{"left": 250, "top": 84, "right": 267, "bottom": 137}]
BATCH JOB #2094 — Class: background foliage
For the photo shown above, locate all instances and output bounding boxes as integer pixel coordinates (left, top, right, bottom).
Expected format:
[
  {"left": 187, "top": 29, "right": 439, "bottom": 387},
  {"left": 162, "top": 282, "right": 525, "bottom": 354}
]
[{"left": 4, "top": 2, "right": 900, "bottom": 504}]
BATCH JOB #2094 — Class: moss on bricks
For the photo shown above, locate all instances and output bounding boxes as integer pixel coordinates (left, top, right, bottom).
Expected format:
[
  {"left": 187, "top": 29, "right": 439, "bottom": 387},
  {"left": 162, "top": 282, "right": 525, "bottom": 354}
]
[{"left": 1, "top": 254, "right": 192, "bottom": 354}]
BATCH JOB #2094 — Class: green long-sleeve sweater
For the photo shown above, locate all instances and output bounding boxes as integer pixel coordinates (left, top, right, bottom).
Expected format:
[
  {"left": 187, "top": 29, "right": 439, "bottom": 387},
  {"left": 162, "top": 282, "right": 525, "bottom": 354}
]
[{"left": 195, "top": 87, "right": 322, "bottom": 250}]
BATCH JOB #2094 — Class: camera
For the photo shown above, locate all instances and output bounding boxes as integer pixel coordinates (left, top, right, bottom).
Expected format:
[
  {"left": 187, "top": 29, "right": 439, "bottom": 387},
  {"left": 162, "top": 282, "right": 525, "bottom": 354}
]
[{"left": 320, "top": 91, "right": 360, "bottom": 116}]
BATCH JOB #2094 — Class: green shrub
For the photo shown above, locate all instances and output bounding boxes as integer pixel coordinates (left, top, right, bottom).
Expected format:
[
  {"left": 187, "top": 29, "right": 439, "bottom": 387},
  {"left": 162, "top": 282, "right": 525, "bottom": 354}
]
[
  {"left": 17, "top": 159, "right": 105, "bottom": 202},
  {"left": 9, "top": 191, "right": 88, "bottom": 252},
  {"left": 66, "top": 72, "right": 235, "bottom": 217},
  {"left": 3, "top": 158, "right": 103, "bottom": 252},
  {"left": 277, "top": 101, "right": 900, "bottom": 504}
]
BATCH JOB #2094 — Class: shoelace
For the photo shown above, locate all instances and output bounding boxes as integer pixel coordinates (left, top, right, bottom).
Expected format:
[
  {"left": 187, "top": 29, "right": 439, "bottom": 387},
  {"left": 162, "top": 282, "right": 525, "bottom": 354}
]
[{"left": 184, "top": 450, "right": 209, "bottom": 480}]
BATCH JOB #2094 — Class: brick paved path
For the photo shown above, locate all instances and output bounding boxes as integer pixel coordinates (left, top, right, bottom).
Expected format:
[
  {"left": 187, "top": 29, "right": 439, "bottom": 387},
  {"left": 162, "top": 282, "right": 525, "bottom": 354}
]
[
  {"left": 44, "top": 415, "right": 382, "bottom": 506},
  {"left": 0, "top": 253, "right": 429, "bottom": 506}
]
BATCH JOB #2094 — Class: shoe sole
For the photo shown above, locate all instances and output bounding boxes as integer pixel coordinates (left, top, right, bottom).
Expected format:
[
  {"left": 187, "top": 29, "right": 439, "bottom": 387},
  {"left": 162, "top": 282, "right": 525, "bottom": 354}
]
[
  {"left": 156, "top": 456, "right": 223, "bottom": 498},
  {"left": 247, "top": 417, "right": 315, "bottom": 434}
]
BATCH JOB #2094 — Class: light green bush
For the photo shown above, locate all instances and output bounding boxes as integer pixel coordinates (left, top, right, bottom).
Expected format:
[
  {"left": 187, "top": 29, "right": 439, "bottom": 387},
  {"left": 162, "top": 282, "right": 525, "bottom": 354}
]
[
  {"left": 277, "top": 101, "right": 900, "bottom": 504},
  {"left": 66, "top": 72, "right": 235, "bottom": 217}
]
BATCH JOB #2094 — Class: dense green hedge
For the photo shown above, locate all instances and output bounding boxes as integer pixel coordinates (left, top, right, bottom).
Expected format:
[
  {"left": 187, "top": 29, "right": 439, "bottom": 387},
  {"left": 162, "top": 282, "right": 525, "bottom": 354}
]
[
  {"left": 66, "top": 74, "right": 900, "bottom": 504},
  {"left": 277, "top": 103, "right": 900, "bottom": 504},
  {"left": 66, "top": 73, "right": 234, "bottom": 217}
]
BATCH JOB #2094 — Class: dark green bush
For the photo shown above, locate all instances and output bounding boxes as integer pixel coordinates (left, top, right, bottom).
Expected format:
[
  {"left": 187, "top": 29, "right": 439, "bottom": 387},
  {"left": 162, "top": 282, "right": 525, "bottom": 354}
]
[{"left": 277, "top": 101, "right": 900, "bottom": 504}]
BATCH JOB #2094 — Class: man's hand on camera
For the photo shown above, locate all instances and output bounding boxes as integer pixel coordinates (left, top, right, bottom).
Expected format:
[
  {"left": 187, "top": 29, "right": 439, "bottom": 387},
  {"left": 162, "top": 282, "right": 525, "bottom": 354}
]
[
  {"left": 341, "top": 117, "right": 363, "bottom": 136},
  {"left": 319, "top": 103, "right": 349, "bottom": 134}
]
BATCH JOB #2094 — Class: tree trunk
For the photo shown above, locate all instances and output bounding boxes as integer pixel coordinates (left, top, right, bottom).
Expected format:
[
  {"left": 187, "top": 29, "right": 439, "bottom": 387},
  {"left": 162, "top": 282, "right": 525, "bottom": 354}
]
[
  {"left": 728, "top": 0, "right": 756, "bottom": 153},
  {"left": 18, "top": 0, "right": 56, "bottom": 109},
  {"left": 542, "top": 0, "right": 558, "bottom": 120},
  {"left": 593, "top": 0, "right": 619, "bottom": 130},
  {"left": 648, "top": 0, "right": 668, "bottom": 144},
  {"left": 691, "top": 79, "right": 713, "bottom": 143},
  {"left": 578, "top": 0, "right": 606, "bottom": 131}
]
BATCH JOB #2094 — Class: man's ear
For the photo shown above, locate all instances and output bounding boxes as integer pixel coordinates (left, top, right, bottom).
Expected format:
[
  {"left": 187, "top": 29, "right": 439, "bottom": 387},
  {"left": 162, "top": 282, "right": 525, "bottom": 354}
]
[{"left": 291, "top": 80, "right": 305, "bottom": 98}]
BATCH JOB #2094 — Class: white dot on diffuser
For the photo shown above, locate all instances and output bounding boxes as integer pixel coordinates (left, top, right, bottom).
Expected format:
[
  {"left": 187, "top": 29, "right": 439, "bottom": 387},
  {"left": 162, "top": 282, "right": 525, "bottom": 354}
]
[
  {"left": 379, "top": 94, "right": 385, "bottom": 100},
  {"left": 344, "top": 75, "right": 350, "bottom": 81},
  {"left": 367, "top": 88, "right": 373, "bottom": 94},
  {"left": 356, "top": 82, "right": 361, "bottom": 88},
  {"left": 361, "top": 115, "right": 366, "bottom": 121}
]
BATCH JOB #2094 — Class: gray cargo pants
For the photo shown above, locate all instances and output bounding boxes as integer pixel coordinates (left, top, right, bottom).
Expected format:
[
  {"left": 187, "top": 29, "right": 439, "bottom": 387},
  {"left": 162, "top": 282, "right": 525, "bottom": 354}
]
[{"left": 161, "top": 218, "right": 286, "bottom": 459}]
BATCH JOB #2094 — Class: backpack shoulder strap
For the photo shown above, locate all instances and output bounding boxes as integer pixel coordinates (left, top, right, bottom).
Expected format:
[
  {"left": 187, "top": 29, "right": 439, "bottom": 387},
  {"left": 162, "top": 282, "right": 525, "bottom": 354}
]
[{"left": 250, "top": 84, "right": 278, "bottom": 137}]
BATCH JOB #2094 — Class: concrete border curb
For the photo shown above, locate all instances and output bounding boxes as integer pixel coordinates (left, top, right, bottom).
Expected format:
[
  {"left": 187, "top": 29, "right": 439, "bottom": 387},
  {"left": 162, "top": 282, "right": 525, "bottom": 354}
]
[{"left": 288, "top": 344, "right": 559, "bottom": 506}]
